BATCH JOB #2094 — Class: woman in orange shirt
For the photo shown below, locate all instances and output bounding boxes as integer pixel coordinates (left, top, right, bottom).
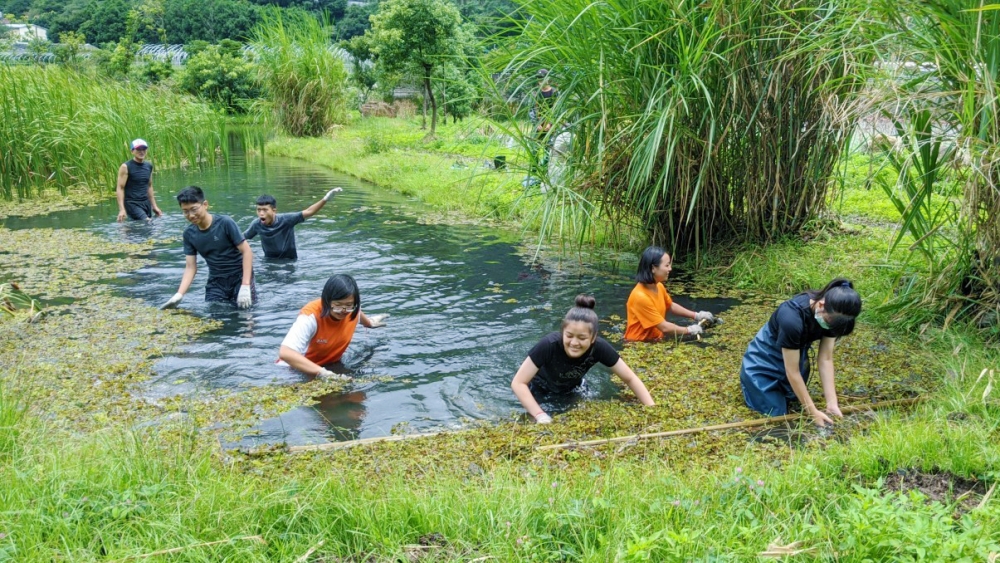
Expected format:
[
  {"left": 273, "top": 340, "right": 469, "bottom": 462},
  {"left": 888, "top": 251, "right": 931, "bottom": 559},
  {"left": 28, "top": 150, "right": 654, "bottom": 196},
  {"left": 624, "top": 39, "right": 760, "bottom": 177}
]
[
  {"left": 278, "top": 274, "right": 388, "bottom": 380},
  {"left": 624, "top": 246, "right": 713, "bottom": 342}
]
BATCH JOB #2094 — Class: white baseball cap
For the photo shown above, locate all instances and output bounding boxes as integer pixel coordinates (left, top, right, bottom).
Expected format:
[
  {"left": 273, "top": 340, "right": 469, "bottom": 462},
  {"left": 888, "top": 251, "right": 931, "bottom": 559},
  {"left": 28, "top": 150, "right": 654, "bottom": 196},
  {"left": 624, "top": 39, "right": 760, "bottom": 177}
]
[{"left": 130, "top": 138, "right": 149, "bottom": 150}]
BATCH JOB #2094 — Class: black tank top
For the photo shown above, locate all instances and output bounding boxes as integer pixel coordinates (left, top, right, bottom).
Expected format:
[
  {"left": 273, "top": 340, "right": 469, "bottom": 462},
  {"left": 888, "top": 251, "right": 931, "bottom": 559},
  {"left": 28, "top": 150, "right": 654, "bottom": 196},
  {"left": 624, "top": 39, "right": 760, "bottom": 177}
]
[{"left": 123, "top": 160, "right": 153, "bottom": 202}]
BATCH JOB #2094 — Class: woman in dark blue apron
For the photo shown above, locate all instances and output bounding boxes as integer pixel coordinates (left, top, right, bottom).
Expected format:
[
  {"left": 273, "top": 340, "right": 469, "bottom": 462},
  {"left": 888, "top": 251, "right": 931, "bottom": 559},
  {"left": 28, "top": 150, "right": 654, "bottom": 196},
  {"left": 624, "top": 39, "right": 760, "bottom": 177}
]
[{"left": 739, "top": 279, "right": 861, "bottom": 427}]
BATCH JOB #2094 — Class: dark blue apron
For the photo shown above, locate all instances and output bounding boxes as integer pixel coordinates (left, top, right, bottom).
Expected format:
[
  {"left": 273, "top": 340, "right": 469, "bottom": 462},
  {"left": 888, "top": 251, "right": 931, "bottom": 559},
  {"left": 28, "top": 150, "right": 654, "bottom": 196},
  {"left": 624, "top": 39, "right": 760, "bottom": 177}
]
[{"left": 739, "top": 322, "right": 811, "bottom": 416}]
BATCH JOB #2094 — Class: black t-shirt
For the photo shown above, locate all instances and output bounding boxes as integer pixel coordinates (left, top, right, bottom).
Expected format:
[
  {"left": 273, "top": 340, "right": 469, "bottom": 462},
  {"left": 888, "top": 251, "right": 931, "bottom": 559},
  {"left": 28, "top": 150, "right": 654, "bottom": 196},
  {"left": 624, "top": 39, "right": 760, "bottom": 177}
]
[
  {"left": 182, "top": 215, "right": 246, "bottom": 279},
  {"left": 766, "top": 293, "right": 836, "bottom": 351},
  {"left": 243, "top": 212, "right": 304, "bottom": 259},
  {"left": 528, "top": 332, "right": 620, "bottom": 393}
]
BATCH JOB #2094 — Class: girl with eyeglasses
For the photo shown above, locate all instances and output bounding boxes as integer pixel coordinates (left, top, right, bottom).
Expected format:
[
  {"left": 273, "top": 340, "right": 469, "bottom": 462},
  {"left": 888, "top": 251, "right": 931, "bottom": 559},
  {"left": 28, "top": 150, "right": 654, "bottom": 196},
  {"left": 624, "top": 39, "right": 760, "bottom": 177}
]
[
  {"left": 739, "top": 278, "right": 862, "bottom": 427},
  {"left": 278, "top": 274, "right": 388, "bottom": 380}
]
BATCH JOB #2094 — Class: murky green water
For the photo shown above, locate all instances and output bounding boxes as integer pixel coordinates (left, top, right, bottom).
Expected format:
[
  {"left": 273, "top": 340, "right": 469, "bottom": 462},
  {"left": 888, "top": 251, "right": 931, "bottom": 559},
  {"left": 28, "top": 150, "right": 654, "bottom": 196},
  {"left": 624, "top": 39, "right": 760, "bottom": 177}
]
[{"left": 4, "top": 153, "right": 736, "bottom": 446}]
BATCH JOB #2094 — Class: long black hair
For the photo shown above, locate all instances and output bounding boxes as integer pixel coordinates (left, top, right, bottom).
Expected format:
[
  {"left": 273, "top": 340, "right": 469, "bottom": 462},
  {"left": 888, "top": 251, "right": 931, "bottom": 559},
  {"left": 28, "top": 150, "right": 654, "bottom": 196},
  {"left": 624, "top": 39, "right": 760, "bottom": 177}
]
[
  {"left": 807, "top": 278, "right": 861, "bottom": 337},
  {"left": 636, "top": 246, "right": 668, "bottom": 284},
  {"left": 321, "top": 274, "right": 361, "bottom": 320},
  {"left": 562, "top": 294, "right": 599, "bottom": 337}
]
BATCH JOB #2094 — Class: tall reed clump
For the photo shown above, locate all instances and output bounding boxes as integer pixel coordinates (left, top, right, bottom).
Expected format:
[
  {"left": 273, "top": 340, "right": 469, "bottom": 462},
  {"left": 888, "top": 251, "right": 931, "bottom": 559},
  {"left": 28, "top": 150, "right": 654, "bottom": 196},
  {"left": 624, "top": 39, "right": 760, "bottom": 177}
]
[
  {"left": 488, "top": 0, "right": 872, "bottom": 258},
  {"left": 251, "top": 10, "right": 349, "bottom": 137},
  {"left": 0, "top": 65, "right": 228, "bottom": 201},
  {"left": 872, "top": 0, "right": 1000, "bottom": 335}
]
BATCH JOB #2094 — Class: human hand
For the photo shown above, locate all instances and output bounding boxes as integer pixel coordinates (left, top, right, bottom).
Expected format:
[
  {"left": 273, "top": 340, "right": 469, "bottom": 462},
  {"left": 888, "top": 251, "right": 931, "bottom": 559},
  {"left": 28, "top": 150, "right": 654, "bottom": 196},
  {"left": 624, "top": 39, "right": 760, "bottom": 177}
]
[
  {"left": 236, "top": 285, "right": 252, "bottom": 309},
  {"left": 153, "top": 207, "right": 163, "bottom": 217},
  {"left": 117, "top": 209, "right": 127, "bottom": 222},
  {"left": 317, "top": 368, "right": 352, "bottom": 381},
  {"left": 323, "top": 187, "right": 343, "bottom": 201},
  {"left": 367, "top": 313, "right": 389, "bottom": 328},
  {"left": 534, "top": 412, "right": 553, "bottom": 424},
  {"left": 810, "top": 407, "right": 835, "bottom": 427},
  {"left": 686, "top": 324, "right": 704, "bottom": 336},
  {"left": 826, "top": 404, "right": 844, "bottom": 418},
  {"left": 694, "top": 311, "right": 714, "bottom": 322},
  {"left": 160, "top": 292, "right": 184, "bottom": 310}
]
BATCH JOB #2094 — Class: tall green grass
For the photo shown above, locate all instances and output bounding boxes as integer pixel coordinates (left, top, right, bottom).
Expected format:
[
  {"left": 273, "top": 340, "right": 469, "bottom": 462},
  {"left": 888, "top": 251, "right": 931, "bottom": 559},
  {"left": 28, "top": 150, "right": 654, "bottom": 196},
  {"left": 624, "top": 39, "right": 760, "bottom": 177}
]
[
  {"left": 0, "top": 65, "right": 229, "bottom": 200},
  {"left": 488, "top": 0, "right": 873, "bottom": 258},
  {"left": 251, "top": 10, "right": 350, "bottom": 137},
  {"left": 871, "top": 0, "right": 1000, "bottom": 333}
]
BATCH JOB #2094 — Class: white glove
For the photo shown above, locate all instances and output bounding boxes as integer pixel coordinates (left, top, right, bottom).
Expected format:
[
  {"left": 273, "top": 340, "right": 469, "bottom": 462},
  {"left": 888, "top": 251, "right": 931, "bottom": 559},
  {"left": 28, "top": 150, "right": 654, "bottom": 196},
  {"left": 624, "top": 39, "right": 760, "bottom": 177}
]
[
  {"left": 317, "top": 368, "right": 352, "bottom": 381},
  {"left": 534, "top": 412, "right": 553, "bottom": 424},
  {"left": 323, "top": 187, "right": 343, "bottom": 201},
  {"left": 366, "top": 313, "right": 389, "bottom": 328},
  {"left": 686, "top": 324, "right": 704, "bottom": 336},
  {"left": 160, "top": 293, "right": 184, "bottom": 310},
  {"left": 236, "top": 285, "right": 252, "bottom": 309},
  {"left": 694, "top": 311, "right": 714, "bottom": 322}
]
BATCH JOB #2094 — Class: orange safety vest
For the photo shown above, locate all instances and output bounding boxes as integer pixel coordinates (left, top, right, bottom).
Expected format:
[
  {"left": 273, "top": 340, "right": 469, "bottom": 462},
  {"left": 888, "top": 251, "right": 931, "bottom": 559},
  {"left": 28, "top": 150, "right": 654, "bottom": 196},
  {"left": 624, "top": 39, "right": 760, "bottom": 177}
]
[{"left": 301, "top": 299, "right": 360, "bottom": 366}]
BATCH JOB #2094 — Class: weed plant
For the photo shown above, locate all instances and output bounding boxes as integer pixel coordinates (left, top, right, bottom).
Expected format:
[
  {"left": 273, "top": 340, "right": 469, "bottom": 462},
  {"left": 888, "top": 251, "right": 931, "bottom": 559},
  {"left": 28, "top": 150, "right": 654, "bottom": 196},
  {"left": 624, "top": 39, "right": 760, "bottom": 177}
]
[
  {"left": 487, "top": 0, "right": 873, "bottom": 259},
  {"left": 0, "top": 66, "right": 228, "bottom": 201},
  {"left": 251, "top": 10, "right": 350, "bottom": 137}
]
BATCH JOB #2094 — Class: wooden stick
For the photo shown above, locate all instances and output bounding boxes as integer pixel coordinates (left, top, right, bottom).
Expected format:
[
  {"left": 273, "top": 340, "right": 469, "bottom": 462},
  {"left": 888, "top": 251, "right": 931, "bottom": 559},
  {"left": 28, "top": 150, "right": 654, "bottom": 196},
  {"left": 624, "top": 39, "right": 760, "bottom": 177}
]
[
  {"left": 288, "top": 430, "right": 445, "bottom": 453},
  {"left": 535, "top": 398, "right": 922, "bottom": 452},
  {"left": 293, "top": 540, "right": 324, "bottom": 563},
  {"left": 111, "top": 536, "right": 266, "bottom": 562}
]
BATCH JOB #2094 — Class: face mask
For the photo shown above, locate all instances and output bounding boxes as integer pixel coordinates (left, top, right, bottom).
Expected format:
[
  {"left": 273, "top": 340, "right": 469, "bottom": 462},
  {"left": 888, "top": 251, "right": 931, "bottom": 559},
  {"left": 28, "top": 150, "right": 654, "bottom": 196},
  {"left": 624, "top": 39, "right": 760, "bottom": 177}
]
[{"left": 815, "top": 312, "right": 831, "bottom": 330}]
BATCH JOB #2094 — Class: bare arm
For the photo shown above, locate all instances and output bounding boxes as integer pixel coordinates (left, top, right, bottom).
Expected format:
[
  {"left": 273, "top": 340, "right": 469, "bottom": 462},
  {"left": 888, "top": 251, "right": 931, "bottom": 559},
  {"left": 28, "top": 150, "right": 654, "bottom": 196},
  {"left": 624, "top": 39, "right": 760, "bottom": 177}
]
[
  {"left": 237, "top": 240, "right": 253, "bottom": 286},
  {"left": 177, "top": 255, "right": 198, "bottom": 295},
  {"left": 116, "top": 164, "right": 128, "bottom": 222},
  {"left": 279, "top": 345, "right": 324, "bottom": 376},
  {"left": 781, "top": 347, "right": 834, "bottom": 426},
  {"left": 301, "top": 197, "right": 328, "bottom": 220},
  {"left": 817, "top": 337, "right": 841, "bottom": 417},
  {"left": 510, "top": 357, "right": 545, "bottom": 418},
  {"left": 652, "top": 302, "right": 699, "bottom": 335},
  {"left": 609, "top": 359, "right": 655, "bottom": 406},
  {"left": 146, "top": 170, "right": 162, "bottom": 216}
]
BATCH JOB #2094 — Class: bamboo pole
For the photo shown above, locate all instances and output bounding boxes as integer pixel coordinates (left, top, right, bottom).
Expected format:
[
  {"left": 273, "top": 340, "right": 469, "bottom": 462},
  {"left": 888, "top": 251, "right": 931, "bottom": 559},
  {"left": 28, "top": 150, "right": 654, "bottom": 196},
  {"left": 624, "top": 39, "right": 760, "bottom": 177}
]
[
  {"left": 535, "top": 397, "right": 922, "bottom": 452},
  {"left": 287, "top": 430, "right": 445, "bottom": 453}
]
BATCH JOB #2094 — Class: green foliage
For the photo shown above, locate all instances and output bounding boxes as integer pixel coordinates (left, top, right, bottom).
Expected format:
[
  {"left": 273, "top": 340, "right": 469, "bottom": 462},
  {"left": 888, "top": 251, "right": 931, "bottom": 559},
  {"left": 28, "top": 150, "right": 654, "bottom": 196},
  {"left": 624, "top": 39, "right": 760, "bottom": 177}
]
[
  {"left": 335, "top": 1, "right": 377, "bottom": 40},
  {"left": 0, "top": 65, "right": 228, "bottom": 200},
  {"left": 873, "top": 0, "right": 1000, "bottom": 333},
  {"left": 368, "top": 0, "right": 463, "bottom": 136},
  {"left": 251, "top": 9, "right": 349, "bottom": 136},
  {"left": 161, "top": 0, "right": 262, "bottom": 43},
  {"left": 489, "top": 0, "right": 873, "bottom": 257},
  {"left": 52, "top": 30, "right": 85, "bottom": 67},
  {"left": 77, "top": 0, "right": 131, "bottom": 45},
  {"left": 178, "top": 44, "right": 260, "bottom": 114}
]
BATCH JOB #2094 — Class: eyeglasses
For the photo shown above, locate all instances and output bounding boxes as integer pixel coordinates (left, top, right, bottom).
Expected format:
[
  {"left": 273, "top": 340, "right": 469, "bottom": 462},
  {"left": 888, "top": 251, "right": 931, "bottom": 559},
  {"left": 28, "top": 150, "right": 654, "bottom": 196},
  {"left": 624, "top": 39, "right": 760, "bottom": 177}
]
[
  {"left": 133, "top": 147, "right": 148, "bottom": 151},
  {"left": 181, "top": 204, "right": 204, "bottom": 216},
  {"left": 329, "top": 304, "right": 358, "bottom": 314}
]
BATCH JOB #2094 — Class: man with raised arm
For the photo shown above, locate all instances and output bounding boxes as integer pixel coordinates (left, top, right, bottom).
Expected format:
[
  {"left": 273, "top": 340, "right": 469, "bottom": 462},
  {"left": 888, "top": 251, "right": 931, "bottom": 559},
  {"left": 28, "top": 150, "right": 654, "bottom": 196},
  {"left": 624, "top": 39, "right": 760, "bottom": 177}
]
[
  {"left": 243, "top": 188, "right": 342, "bottom": 260},
  {"left": 160, "top": 186, "right": 255, "bottom": 310},
  {"left": 116, "top": 138, "right": 163, "bottom": 222}
]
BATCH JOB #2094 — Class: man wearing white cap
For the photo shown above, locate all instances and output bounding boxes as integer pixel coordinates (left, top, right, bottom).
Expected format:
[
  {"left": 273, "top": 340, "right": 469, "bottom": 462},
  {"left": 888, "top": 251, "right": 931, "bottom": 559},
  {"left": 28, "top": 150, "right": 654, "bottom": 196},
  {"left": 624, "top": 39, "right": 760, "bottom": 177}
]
[{"left": 116, "top": 138, "right": 163, "bottom": 221}]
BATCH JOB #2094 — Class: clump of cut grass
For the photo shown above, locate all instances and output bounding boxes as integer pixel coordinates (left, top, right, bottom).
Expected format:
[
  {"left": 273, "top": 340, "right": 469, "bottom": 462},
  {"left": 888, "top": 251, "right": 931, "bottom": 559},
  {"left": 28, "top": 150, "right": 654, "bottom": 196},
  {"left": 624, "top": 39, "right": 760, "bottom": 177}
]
[{"left": 0, "top": 65, "right": 228, "bottom": 200}]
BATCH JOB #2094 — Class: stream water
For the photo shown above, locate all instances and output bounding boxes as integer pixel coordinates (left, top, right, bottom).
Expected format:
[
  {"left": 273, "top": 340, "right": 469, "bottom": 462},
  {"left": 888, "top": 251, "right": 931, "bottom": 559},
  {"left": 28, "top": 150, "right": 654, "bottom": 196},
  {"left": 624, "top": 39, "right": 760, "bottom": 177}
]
[{"left": 4, "top": 153, "right": 736, "bottom": 446}]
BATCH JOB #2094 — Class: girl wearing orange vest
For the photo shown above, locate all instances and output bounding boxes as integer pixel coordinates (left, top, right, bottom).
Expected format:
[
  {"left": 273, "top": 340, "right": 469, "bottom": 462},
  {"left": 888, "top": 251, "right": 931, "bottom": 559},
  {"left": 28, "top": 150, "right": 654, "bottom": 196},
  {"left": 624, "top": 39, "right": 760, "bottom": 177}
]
[
  {"left": 624, "top": 246, "right": 714, "bottom": 342},
  {"left": 278, "top": 274, "right": 388, "bottom": 380}
]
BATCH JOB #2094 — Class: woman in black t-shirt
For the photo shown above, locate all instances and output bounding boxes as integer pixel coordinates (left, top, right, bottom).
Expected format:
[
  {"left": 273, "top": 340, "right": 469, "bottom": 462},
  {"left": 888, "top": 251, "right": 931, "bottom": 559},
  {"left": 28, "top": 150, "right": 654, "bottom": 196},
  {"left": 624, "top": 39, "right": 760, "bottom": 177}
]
[
  {"left": 739, "top": 278, "right": 862, "bottom": 427},
  {"left": 511, "top": 294, "right": 655, "bottom": 424}
]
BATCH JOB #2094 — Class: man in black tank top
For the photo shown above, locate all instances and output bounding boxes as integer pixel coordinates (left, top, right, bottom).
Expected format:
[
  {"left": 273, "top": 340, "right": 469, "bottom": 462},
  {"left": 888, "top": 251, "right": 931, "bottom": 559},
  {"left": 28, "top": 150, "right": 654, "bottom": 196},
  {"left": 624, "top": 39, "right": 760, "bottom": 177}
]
[{"left": 116, "top": 138, "right": 163, "bottom": 222}]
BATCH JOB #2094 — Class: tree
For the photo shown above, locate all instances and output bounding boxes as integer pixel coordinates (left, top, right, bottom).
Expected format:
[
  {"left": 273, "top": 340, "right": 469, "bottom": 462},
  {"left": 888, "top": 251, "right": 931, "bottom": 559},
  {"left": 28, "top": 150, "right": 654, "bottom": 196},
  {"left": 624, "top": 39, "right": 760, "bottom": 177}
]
[
  {"left": 367, "top": 0, "right": 461, "bottom": 138},
  {"left": 78, "top": 0, "right": 130, "bottom": 45},
  {"left": 335, "top": 1, "right": 377, "bottom": 40},
  {"left": 54, "top": 30, "right": 86, "bottom": 67},
  {"left": 178, "top": 43, "right": 260, "bottom": 113}
]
